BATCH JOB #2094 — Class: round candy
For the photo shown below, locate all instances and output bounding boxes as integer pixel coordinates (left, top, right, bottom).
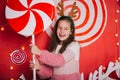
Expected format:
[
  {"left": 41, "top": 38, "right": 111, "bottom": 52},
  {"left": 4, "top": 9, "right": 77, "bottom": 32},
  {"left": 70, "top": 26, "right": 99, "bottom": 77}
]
[
  {"left": 10, "top": 50, "right": 27, "bottom": 65},
  {"left": 5, "top": 0, "right": 55, "bottom": 37}
]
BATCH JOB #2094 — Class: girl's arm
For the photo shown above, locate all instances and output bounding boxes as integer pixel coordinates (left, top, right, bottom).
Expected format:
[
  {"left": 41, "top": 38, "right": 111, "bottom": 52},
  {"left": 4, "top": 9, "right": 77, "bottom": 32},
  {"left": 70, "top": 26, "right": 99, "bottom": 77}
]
[
  {"left": 37, "top": 64, "right": 53, "bottom": 79},
  {"left": 30, "top": 44, "right": 76, "bottom": 67},
  {"left": 39, "top": 49, "right": 74, "bottom": 66},
  {"left": 29, "top": 56, "right": 52, "bottom": 79}
]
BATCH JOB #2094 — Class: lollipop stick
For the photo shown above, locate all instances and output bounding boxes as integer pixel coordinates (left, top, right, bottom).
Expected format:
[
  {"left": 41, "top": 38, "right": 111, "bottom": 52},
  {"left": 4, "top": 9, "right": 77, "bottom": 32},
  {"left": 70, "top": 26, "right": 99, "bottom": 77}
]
[
  {"left": 32, "top": 34, "right": 36, "bottom": 80},
  {"left": 32, "top": 34, "right": 35, "bottom": 45}
]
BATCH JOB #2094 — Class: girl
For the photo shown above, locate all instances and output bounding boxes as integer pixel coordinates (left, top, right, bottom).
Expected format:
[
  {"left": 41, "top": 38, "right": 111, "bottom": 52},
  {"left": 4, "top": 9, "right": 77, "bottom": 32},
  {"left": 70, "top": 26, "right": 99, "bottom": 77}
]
[{"left": 30, "top": 16, "right": 80, "bottom": 80}]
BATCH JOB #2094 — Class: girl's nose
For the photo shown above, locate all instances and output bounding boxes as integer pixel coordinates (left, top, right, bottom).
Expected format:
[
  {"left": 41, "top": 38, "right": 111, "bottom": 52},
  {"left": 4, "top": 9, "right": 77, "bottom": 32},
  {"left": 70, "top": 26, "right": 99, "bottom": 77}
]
[{"left": 60, "top": 29, "right": 64, "bottom": 33}]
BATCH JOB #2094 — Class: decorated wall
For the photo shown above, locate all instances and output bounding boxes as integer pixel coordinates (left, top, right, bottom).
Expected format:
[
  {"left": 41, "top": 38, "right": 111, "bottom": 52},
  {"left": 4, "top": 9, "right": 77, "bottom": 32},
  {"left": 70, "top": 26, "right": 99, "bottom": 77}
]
[{"left": 0, "top": 0, "right": 120, "bottom": 80}]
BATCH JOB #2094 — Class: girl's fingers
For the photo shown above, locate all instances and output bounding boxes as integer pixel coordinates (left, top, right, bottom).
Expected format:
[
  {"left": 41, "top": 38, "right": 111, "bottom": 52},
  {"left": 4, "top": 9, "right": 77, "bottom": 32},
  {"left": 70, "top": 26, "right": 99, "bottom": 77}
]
[
  {"left": 29, "top": 60, "right": 35, "bottom": 69},
  {"left": 29, "top": 56, "right": 41, "bottom": 71},
  {"left": 29, "top": 44, "right": 33, "bottom": 47},
  {"left": 29, "top": 60, "right": 33, "bottom": 63}
]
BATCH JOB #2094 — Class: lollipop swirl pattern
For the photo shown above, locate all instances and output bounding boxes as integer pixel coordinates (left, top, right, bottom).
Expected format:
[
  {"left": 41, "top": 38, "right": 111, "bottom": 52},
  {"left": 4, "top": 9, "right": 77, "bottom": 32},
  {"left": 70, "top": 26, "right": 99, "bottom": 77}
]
[
  {"left": 10, "top": 50, "right": 27, "bottom": 65},
  {"left": 74, "top": 0, "right": 107, "bottom": 47},
  {"left": 5, "top": 0, "right": 55, "bottom": 37}
]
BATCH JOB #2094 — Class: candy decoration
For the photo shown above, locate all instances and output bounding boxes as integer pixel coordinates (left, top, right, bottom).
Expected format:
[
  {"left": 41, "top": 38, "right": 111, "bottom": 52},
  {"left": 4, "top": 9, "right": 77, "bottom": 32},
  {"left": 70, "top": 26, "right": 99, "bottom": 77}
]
[
  {"left": 10, "top": 50, "right": 27, "bottom": 65},
  {"left": 5, "top": 0, "right": 55, "bottom": 37},
  {"left": 5, "top": 0, "right": 55, "bottom": 80}
]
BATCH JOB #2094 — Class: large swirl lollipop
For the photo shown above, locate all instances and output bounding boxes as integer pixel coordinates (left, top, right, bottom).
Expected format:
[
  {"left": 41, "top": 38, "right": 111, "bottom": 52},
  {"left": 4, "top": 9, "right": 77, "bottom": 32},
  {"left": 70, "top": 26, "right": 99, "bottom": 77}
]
[{"left": 5, "top": 0, "right": 55, "bottom": 80}]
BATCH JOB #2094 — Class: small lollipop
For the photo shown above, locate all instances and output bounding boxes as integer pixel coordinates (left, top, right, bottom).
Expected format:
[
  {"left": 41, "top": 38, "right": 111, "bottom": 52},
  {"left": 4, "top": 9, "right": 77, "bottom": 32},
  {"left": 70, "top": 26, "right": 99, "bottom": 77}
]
[{"left": 5, "top": 0, "right": 55, "bottom": 80}]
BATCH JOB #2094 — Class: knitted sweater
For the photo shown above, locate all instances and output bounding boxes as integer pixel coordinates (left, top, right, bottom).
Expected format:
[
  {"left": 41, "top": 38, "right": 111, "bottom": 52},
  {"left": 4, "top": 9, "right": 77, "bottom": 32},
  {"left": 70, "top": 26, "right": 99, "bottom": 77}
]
[{"left": 37, "top": 41, "right": 80, "bottom": 80}]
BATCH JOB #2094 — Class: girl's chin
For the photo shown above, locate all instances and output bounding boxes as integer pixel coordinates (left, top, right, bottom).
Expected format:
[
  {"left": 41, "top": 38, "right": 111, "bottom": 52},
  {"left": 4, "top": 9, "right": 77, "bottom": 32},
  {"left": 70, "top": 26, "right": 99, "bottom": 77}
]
[
  {"left": 59, "top": 38, "right": 67, "bottom": 42},
  {"left": 59, "top": 39, "right": 65, "bottom": 42},
  {"left": 58, "top": 36, "right": 69, "bottom": 41}
]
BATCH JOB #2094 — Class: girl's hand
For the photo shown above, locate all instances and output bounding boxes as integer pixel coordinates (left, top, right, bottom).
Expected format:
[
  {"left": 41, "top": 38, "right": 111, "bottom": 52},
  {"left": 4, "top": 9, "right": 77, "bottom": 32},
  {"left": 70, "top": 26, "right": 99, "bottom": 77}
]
[
  {"left": 30, "top": 44, "right": 41, "bottom": 55},
  {"left": 29, "top": 57, "right": 41, "bottom": 71}
]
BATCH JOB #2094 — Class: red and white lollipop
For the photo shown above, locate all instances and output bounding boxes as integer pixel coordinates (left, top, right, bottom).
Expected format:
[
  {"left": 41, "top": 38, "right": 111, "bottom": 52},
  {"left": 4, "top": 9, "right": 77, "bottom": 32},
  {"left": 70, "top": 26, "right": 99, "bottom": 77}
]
[
  {"left": 5, "top": 0, "right": 55, "bottom": 80},
  {"left": 5, "top": 0, "right": 55, "bottom": 37}
]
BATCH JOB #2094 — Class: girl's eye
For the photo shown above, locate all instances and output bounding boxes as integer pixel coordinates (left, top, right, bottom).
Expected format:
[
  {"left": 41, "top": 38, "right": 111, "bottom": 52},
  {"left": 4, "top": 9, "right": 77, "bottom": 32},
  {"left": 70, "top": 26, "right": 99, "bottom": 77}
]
[
  {"left": 57, "top": 26, "right": 70, "bottom": 31},
  {"left": 65, "top": 27, "right": 70, "bottom": 30},
  {"left": 58, "top": 27, "right": 62, "bottom": 29}
]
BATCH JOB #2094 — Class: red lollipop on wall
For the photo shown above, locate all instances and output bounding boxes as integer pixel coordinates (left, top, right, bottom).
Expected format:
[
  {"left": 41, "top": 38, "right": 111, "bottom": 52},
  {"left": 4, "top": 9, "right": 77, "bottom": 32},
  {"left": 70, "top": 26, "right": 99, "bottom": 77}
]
[{"left": 5, "top": 0, "right": 55, "bottom": 80}]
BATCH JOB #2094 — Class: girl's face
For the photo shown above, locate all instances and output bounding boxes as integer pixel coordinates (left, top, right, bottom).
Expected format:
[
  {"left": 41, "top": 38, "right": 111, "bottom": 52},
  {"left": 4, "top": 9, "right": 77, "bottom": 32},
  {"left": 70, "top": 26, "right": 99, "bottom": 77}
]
[{"left": 57, "top": 20, "right": 72, "bottom": 42}]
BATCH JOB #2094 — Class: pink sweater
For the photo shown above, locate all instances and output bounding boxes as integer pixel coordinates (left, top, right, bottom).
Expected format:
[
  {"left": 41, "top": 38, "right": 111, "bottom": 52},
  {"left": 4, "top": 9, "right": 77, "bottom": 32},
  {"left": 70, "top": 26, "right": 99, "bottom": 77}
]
[{"left": 37, "top": 41, "right": 80, "bottom": 80}]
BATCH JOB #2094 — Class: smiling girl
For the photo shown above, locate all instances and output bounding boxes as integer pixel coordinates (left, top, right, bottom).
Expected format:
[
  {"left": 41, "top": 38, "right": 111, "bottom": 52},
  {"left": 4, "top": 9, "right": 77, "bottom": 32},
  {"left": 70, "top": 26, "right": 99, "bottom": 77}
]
[{"left": 30, "top": 16, "right": 80, "bottom": 80}]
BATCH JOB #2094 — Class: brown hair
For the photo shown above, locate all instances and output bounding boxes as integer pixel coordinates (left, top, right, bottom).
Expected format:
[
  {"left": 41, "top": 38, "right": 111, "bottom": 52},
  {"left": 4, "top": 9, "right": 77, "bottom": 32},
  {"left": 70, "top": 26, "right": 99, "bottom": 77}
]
[{"left": 48, "top": 16, "right": 75, "bottom": 53}]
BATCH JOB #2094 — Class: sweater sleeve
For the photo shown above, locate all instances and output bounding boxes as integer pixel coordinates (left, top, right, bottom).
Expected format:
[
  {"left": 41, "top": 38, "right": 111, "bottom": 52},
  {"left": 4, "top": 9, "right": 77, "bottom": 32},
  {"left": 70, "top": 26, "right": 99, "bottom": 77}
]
[
  {"left": 39, "top": 50, "right": 65, "bottom": 66},
  {"left": 37, "top": 64, "right": 52, "bottom": 79},
  {"left": 39, "top": 49, "right": 75, "bottom": 67}
]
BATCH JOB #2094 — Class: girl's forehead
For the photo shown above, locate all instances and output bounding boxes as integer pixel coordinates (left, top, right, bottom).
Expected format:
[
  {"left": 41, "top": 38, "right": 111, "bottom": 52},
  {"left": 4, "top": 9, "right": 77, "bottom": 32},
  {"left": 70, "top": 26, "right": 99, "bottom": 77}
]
[
  {"left": 58, "top": 20, "right": 70, "bottom": 24},
  {"left": 58, "top": 20, "right": 70, "bottom": 26},
  {"left": 59, "top": 19, "right": 69, "bottom": 22}
]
